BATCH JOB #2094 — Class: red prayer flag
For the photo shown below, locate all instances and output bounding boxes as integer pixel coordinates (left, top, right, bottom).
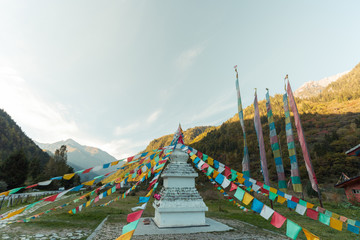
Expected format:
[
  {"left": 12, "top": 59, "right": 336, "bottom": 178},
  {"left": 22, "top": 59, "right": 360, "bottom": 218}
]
[
  {"left": 291, "top": 196, "right": 299, "bottom": 203},
  {"left": 127, "top": 210, "right": 144, "bottom": 223},
  {"left": 127, "top": 156, "right": 134, "bottom": 163},
  {"left": 43, "top": 194, "right": 59, "bottom": 202},
  {"left": 270, "top": 212, "right": 286, "bottom": 228},
  {"left": 306, "top": 208, "right": 319, "bottom": 220},
  {"left": 196, "top": 151, "right": 203, "bottom": 159},
  {"left": 25, "top": 184, "right": 38, "bottom": 189},
  {"left": 201, "top": 163, "right": 209, "bottom": 170},
  {"left": 224, "top": 168, "right": 231, "bottom": 178},
  {"left": 287, "top": 80, "right": 319, "bottom": 192},
  {"left": 230, "top": 182, "right": 238, "bottom": 192},
  {"left": 82, "top": 167, "right": 93, "bottom": 174}
]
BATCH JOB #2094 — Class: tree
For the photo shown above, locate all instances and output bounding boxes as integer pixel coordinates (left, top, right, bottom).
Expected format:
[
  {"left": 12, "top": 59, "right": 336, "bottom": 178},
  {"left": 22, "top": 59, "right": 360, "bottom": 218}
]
[{"left": 0, "top": 150, "right": 29, "bottom": 189}]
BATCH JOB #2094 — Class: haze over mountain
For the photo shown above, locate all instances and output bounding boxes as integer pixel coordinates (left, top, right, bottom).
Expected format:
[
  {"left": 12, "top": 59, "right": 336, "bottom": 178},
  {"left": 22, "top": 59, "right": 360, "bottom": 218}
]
[
  {"left": 36, "top": 139, "right": 119, "bottom": 178},
  {"left": 294, "top": 71, "right": 349, "bottom": 99}
]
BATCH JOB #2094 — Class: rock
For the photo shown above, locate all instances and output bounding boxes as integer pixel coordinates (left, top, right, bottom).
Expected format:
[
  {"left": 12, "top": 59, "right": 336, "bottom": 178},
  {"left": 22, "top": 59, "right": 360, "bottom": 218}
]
[
  {"left": 35, "top": 233, "right": 45, "bottom": 238},
  {"left": 66, "top": 233, "right": 73, "bottom": 237}
]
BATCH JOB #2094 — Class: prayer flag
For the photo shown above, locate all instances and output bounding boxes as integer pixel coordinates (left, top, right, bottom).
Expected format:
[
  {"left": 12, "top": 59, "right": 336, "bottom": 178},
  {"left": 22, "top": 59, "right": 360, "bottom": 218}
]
[
  {"left": 329, "top": 217, "right": 343, "bottom": 231},
  {"left": 234, "top": 187, "right": 245, "bottom": 201},
  {"left": 303, "top": 228, "right": 320, "bottom": 240},
  {"left": 251, "top": 198, "right": 264, "bottom": 213},
  {"left": 283, "top": 92, "right": 302, "bottom": 193},
  {"left": 347, "top": 224, "right": 360, "bottom": 234},
  {"left": 215, "top": 173, "right": 225, "bottom": 184},
  {"left": 127, "top": 210, "right": 143, "bottom": 223},
  {"left": 306, "top": 208, "right": 318, "bottom": 220},
  {"left": 138, "top": 197, "right": 150, "bottom": 203},
  {"left": 287, "top": 80, "right": 319, "bottom": 192},
  {"left": 270, "top": 212, "right": 286, "bottom": 228},
  {"left": 286, "top": 219, "right": 302, "bottom": 240},
  {"left": 253, "top": 91, "right": 270, "bottom": 185},
  {"left": 266, "top": 90, "right": 287, "bottom": 191},
  {"left": 235, "top": 73, "right": 251, "bottom": 177},
  {"left": 221, "top": 178, "right": 231, "bottom": 189},
  {"left": 295, "top": 204, "right": 307, "bottom": 216},
  {"left": 242, "top": 192, "right": 254, "bottom": 205},
  {"left": 260, "top": 205, "right": 274, "bottom": 220},
  {"left": 230, "top": 182, "right": 238, "bottom": 192},
  {"left": 319, "top": 213, "right": 330, "bottom": 225}
]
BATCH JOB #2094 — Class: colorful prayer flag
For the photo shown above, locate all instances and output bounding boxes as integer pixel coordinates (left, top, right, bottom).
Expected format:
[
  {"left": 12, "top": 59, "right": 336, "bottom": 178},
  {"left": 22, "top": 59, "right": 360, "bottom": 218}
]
[
  {"left": 287, "top": 80, "right": 319, "bottom": 192},
  {"left": 253, "top": 91, "right": 270, "bottom": 185},
  {"left": 282, "top": 92, "right": 302, "bottom": 192},
  {"left": 266, "top": 89, "right": 287, "bottom": 191},
  {"left": 235, "top": 73, "right": 251, "bottom": 177}
]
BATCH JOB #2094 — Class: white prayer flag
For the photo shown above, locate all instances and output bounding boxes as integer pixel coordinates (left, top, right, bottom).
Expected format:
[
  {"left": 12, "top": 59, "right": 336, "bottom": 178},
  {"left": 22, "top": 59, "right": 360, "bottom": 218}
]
[
  {"left": 295, "top": 203, "right": 307, "bottom": 215},
  {"left": 260, "top": 205, "right": 275, "bottom": 220}
]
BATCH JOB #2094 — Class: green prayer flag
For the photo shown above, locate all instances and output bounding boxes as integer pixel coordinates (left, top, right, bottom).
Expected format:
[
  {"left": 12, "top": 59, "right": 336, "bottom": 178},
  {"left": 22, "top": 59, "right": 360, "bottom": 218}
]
[
  {"left": 263, "top": 185, "right": 270, "bottom": 191},
  {"left": 319, "top": 213, "right": 330, "bottom": 225},
  {"left": 299, "top": 199, "right": 307, "bottom": 207},
  {"left": 206, "top": 167, "right": 214, "bottom": 176},
  {"left": 286, "top": 219, "right": 302, "bottom": 240},
  {"left": 325, "top": 210, "right": 332, "bottom": 217},
  {"left": 269, "top": 191, "right": 278, "bottom": 201},
  {"left": 234, "top": 187, "right": 245, "bottom": 201},
  {"left": 122, "top": 219, "right": 139, "bottom": 234}
]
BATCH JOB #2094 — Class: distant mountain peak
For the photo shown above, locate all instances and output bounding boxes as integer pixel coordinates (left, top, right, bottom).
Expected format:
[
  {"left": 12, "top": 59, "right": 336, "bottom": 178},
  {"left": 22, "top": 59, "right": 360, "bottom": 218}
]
[{"left": 294, "top": 71, "right": 349, "bottom": 99}]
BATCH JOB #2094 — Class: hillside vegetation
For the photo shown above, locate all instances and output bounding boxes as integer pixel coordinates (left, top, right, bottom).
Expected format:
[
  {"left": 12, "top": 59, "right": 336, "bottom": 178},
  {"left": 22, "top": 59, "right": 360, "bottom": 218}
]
[{"left": 144, "top": 62, "right": 360, "bottom": 189}]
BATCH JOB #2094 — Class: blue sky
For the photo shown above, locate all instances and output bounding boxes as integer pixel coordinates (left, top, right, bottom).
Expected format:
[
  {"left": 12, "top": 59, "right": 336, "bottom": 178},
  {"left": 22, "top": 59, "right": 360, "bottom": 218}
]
[{"left": 0, "top": 1, "right": 359, "bottom": 159}]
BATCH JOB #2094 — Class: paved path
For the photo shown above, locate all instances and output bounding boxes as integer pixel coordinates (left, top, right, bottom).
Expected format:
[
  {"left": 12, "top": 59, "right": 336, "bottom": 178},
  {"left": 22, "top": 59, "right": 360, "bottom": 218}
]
[{"left": 92, "top": 218, "right": 289, "bottom": 240}]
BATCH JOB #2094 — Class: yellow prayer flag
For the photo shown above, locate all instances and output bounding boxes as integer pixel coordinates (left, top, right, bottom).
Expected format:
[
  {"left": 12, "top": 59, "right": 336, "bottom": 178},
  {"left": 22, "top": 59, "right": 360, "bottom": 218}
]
[
  {"left": 242, "top": 192, "right": 254, "bottom": 205},
  {"left": 146, "top": 189, "right": 153, "bottom": 197},
  {"left": 212, "top": 170, "right": 219, "bottom": 178},
  {"left": 84, "top": 180, "right": 95, "bottom": 186},
  {"left": 0, "top": 191, "right": 9, "bottom": 197},
  {"left": 277, "top": 196, "right": 286, "bottom": 204},
  {"left": 332, "top": 213, "right": 340, "bottom": 220},
  {"left": 115, "top": 230, "right": 135, "bottom": 240},
  {"left": 207, "top": 157, "right": 214, "bottom": 165},
  {"left": 330, "top": 217, "right": 343, "bottom": 231},
  {"left": 219, "top": 189, "right": 224, "bottom": 193},
  {"left": 190, "top": 155, "right": 197, "bottom": 160},
  {"left": 293, "top": 184, "right": 303, "bottom": 193},
  {"left": 306, "top": 202, "right": 314, "bottom": 209},
  {"left": 237, "top": 177, "right": 245, "bottom": 184},
  {"left": 237, "top": 172, "right": 243, "bottom": 178},
  {"left": 107, "top": 189, "right": 112, "bottom": 195},
  {"left": 86, "top": 201, "right": 91, "bottom": 207},
  {"left": 269, "top": 187, "right": 278, "bottom": 193},
  {"left": 1, "top": 207, "right": 26, "bottom": 220},
  {"left": 303, "top": 228, "right": 320, "bottom": 240},
  {"left": 68, "top": 210, "right": 73, "bottom": 214},
  {"left": 111, "top": 160, "right": 120, "bottom": 166},
  {"left": 63, "top": 173, "right": 76, "bottom": 180}
]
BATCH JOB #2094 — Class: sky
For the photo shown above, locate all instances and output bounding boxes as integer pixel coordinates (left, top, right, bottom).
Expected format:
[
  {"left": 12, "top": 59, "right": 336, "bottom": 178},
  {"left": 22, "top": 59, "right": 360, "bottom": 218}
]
[{"left": 0, "top": 1, "right": 359, "bottom": 159}]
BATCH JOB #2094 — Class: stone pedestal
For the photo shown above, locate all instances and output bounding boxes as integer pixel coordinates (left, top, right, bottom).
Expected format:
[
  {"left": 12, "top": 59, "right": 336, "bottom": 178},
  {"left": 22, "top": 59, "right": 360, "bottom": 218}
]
[{"left": 153, "top": 146, "right": 208, "bottom": 228}]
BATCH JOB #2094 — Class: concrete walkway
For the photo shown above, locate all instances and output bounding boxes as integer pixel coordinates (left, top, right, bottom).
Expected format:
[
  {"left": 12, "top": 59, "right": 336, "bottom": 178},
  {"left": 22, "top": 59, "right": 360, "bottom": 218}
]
[{"left": 134, "top": 217, "right": 232, "bottom": 236}]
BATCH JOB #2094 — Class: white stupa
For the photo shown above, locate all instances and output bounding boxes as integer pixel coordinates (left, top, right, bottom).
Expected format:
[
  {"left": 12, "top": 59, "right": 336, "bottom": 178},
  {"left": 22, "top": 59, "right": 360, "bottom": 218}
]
[{"left": 153, "top": 144, "right": 208, "bottom": 227}]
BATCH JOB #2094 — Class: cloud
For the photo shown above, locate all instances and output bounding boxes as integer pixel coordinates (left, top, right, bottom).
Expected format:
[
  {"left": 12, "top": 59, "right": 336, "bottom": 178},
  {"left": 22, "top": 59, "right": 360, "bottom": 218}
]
[
  {"left": 146, "top": 109, "right": 161, "bottom": 124},
  {"left": 0, "top": 65, "right": 79, "bottom": 143},
  {"left": 176, "top": 45, "right": 205, "bottom": 71}
]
